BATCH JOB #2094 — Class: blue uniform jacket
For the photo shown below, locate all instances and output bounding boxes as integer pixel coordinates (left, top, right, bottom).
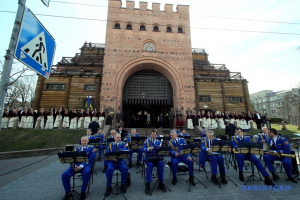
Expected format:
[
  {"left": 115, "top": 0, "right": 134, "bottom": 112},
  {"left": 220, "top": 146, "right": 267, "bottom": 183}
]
[
  {"left": 93, "top": 133, "right": 105, "bottom": 143},
  {"left": 200, "top": 131, "right": 206, "bottom": 138},
  {"left": 199, "top": 138, "right": 218, "bottom": 166},
  {"left": 169, "top": 138, "right": 191, "bottom": 158},
  {"left": 127, "top": 133, "right": 140, "bottom": 142},
  {"left": 266, "top": 136, "right": 291, "bottom": 154},
  {"left": 232, "top": 135, "right": 251, "bottom": 149},
  {"left": 142, "top": 138, "right": 162, "bottom": 160},
  {"left": 257, "top": 134, "right": 268, "bottom": 143},
  {"left": 73, "top": 145, "right": 95, "bottom": 167},
  {"left": 178, "top": 133, "right": 187, "bottom": 137},
  {"left": 106, "top": 141, "right": 128, "bottom": 161}
]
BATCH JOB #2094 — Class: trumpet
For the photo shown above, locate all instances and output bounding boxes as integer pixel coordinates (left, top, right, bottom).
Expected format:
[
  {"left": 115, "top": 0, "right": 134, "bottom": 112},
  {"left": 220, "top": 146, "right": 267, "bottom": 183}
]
[{"left": 264, "top": 151, "right": 295, "bottom": 159}]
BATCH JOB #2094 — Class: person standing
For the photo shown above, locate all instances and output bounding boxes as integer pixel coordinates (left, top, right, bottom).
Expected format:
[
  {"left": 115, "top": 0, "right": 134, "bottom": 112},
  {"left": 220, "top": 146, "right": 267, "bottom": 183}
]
[
  {"left": 261, "top": 114, "right": 267, "bottom": 128},
  {"left": 254, "top": 111, "right": 262, "bottom": 130},
  {"left": 158, "top": 113, "right": 163, "bottom": 129},
  {"left": 164, "top": 113, "right": 169, "bottom": 128},
  {"left": 169, "top": 108, "right": 175, "bottom": 129}
]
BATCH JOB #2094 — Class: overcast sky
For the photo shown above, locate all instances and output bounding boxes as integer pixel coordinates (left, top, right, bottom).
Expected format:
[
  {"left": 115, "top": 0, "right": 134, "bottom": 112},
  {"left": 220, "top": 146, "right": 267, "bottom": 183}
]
[{"left": 1, "top": 0, "right": 299, "bottom": 94}]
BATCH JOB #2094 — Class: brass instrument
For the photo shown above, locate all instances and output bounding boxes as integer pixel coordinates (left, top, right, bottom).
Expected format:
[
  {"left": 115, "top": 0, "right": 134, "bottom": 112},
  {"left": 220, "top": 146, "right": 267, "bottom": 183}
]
[
  {"left": 264, "top": 152, "right": 295, "bottom": 159},
  {"left": 109, "top": 111, "right": 114, "bottom": 116}
]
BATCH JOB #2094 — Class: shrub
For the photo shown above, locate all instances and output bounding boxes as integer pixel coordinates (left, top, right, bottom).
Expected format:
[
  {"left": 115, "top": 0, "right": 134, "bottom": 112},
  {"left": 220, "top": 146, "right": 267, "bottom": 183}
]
[{"left": 268, "top": 117, "right": 283, "bottom": 122}]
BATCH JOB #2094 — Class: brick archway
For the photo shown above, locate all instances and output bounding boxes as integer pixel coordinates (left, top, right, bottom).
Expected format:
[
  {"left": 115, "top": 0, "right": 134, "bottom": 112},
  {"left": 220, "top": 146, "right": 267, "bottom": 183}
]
[{"left": 114, "top": 56, "right": 183, "bottom": 110}]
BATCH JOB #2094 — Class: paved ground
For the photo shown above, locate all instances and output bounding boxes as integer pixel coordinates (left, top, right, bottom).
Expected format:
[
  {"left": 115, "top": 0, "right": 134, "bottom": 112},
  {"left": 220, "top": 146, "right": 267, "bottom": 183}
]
[{"left": 0, "top": 153, "right": 299, "bottom": 200}]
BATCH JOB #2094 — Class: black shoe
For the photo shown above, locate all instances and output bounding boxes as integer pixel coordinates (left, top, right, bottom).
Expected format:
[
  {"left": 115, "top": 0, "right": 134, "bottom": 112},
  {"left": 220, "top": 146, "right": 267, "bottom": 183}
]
[
  {"left": 272, "top": 173, "right": 279, "bottom": 181},
  {"left": 239, "top": 171, "right": 244, "bottom": 181},
  {"left": 172, "top": 177, "right": 177, "bottom": 185},
  {"left": 145, "top": 183, "right": 150, "bottom": 195},
  {"left": 121, "top": 184, "right": 127, "bottom": 193},
  {"left": 211, "top": 175, "right": 219, "bottom": 185},
  {"left": 62, "top": 191, "right": 72, "bottom": 200},
  {"left": 104, "top": 187, "right": 112, "bottom": 197},
  {"left": 102, "top": 165, "right": 107, "bottom": 173},
  {"left": 264, "top": 176, "right": 275, "bottom": 186},
  {"left": 98, "top": 156, "right": 101, "bottom": 161},
  {"left": 129, "top": 162, "right": 132, "bottom": 169},
  {"left": 221, "top": 174, "right": 228, "bottom": 184},
  {"left": 80, "top": 192, "right": 86, "bottom": 200},
  {"left": 189, "top": 175, "right": 196, "bottom": 186},
  {"left": 159, "top": 181, "right": 167, "bottom": 193},
  {"left": 288, "top": 177, "right": 298, "bottom": 183}
]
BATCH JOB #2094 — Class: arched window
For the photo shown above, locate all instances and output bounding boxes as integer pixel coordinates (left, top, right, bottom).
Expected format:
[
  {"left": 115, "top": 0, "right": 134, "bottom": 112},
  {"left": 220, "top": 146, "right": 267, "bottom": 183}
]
[
  {"left": 126, "top": 24, "right": 132, "bottom": 30},
  {"left": 167, "top": 26, "right": 172, "bottom": 32},
  {"left": 153, "top": 26, "right": 159, "bottom": 32},
  {"left": 178, "top": 27, "right": 183, "bottom": 33},
  {"left": 115, "top": 23, "right": 120, "bottom": 29},
  {"left": 143, "top": 42, "right": 156, "bottom": 52},
  {"left": 140, "top": 25, "right": 146, "bottom": 31}
]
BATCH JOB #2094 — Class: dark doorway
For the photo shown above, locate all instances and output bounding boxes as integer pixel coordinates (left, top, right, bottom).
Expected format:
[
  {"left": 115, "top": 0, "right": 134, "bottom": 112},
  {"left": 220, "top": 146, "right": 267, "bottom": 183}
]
[{"left": 122, "top": 69, "right": 173, "bottom": 128}]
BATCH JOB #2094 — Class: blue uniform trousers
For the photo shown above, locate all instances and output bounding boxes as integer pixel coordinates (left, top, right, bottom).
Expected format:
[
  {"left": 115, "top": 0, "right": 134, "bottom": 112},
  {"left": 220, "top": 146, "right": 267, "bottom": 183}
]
[
  {"left": 129, "top": 149, "right": 143, "bottom": 162},
  {"left": 263, "top": 154, "right": 292, "bottom": 178},
  {"left": 171, "top": 156, "right": 193, "bottom": 177},
  {"left": 62, "top": 165, "right": 91, "bottom": 193},
  {"left": 205, "top": 154, "right": 226, "bottom": 175},
  {"left": 98, "top": 145, "right": 103, "bottom": 158},
  {"left": 106, "top": 160, "right": 128, "bottom": 187},
  {"left": 145, "top": 160, "right": 164, "bottom": 183},
  {"left": 236, "top": 153, "right": 269, "bottom": 176}
]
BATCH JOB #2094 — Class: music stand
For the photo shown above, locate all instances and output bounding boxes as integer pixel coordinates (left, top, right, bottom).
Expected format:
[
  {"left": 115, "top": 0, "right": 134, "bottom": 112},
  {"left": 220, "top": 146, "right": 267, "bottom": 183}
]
[
  {"left": 129, "top": 137, "right": 146, "bottom": 169},
  {"left": 104, "top": 151, "right": 131, "bottom": 200},
  {"left": 179, "top": 144, "right": 207, "bottom": 191},
  {"left": 291, "top": 143, "right": 300, "bottom": 180},
  {"left": 146, "top": 148, "right": 172, "bottom": 196},
  {"left": 184, "top": 136, "right": 192, "bottom": 144},
  {"left": 235, "top": 142, "right": 263, "bottom": 185},
  {"left": 58, "top": 152, "right": 88, "bottom": 200},
  {"left": 212, "top": 140, "right": 238, "bottom": 188}
]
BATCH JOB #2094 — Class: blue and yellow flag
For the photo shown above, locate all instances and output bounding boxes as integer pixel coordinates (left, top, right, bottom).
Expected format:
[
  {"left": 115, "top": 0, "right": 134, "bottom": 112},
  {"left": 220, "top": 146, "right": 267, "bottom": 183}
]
[{"left": 86, "top": 95, "right": 93, "bottom": 111}]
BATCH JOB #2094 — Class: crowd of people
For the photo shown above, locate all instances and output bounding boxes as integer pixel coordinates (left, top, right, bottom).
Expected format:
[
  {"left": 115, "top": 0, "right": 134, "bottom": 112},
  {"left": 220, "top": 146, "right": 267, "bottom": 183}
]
[
  {"left": 61, "top": 126, "right": 298, "bottom": 200},
  {"left": 1, "top": 107, "right": 106, "bottom": 130}
]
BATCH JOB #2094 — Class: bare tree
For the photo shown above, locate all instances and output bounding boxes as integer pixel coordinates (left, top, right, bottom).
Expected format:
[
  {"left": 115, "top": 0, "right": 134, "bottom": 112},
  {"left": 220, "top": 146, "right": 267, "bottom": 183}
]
[{"left": 0, "top": 58, "right": 35, "bottom": 87}]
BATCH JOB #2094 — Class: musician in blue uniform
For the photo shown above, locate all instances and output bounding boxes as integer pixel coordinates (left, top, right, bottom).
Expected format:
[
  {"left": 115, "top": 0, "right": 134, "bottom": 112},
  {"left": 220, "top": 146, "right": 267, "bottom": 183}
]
[
  {"left": 199, "top": 130, "right": 227, "bottom": 185},
  {"left": 62, "top": 136, "right": 95, "bottom": 200},
  {"left": 86, "top": 129, "right": 94, "bottom": 140},
  {"left": 232, "top": 128, "right": 274, "bottom": 185},
  {"left": 102, "top": 130, "right": 116, "bottom": 173},
  {"left": 94, "top": 128, "right": 105, "bottom": 161},
  {"left": 104, "top": 133, "right": 129, "bottom": 197},
  {"left": 142, "top": 129, "right": 167, "bottom": 195},
  {"left": 200, "top": 128, "right": 208, "bottom": 138},
  {"left": 127, "top": 128, "right": 143, "bottom": 168},
  {"left": 257, "top": 127, "right": 269, "bottom": 144},
  {"left": 169, "top": 130, "right": 196, "bottom": 185},
  {"left": 263, "top": 128, "right": 297, "bottom": 183},
  {"left": 178, "top": 128, "right": 188, "bottom": 137}
]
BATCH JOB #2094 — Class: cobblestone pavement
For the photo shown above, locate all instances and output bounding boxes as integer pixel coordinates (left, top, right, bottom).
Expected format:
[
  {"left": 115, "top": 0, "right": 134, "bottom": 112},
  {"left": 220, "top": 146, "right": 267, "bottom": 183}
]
[{"left": 0, "top": 153, "right": 299, "bottom": 200}]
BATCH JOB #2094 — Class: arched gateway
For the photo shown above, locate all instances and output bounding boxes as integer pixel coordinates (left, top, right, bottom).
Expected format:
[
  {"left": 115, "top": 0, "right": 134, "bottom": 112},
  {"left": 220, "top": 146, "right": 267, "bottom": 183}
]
[{"left": 122, "top": 69, "right": 173, "bottom": 127}]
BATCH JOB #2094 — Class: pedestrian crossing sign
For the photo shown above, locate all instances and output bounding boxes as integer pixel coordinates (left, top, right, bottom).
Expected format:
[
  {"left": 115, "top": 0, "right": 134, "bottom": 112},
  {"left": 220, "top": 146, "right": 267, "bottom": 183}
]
[{"left": 14, "top": 8, "right": 56, "bottom": 79}]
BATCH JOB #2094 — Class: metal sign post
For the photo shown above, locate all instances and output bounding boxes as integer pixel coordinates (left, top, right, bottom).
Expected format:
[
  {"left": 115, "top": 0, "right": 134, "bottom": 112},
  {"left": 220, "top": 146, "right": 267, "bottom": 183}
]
[
  {"left": 0, "top": 0, "right": 26, "bottom": 131},
  {"left": 41, "top": 0, "right": 50, "bottom": 7}
]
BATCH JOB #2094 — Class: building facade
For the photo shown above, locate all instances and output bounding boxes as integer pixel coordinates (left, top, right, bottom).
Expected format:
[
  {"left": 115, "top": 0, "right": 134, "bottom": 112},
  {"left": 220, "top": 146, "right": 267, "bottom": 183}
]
[{"left": 32, "top": 0, "right": 251, "bottom": 127}]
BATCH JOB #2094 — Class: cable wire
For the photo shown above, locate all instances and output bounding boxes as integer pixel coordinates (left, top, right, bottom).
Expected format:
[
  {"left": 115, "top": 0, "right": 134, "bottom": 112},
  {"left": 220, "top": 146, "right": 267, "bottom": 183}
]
[
  {"left": 1, "top": 10, "right": 300, "bottom": 36},
  {"left": 50, "top": 0, "right": 300, "bottom": 26}
]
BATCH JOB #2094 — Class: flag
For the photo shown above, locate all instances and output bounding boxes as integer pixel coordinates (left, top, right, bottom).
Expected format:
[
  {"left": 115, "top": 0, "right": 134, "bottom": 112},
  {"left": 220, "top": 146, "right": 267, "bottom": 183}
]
[{"left": 86, "top": 95, "right": 93, "bottom": 111}]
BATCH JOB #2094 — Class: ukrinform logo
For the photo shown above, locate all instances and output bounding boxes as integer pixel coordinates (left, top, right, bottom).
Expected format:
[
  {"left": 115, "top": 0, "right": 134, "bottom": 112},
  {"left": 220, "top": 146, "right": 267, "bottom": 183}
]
[{"left": 241, "top": 185, "right": 291, "bottom": 191}]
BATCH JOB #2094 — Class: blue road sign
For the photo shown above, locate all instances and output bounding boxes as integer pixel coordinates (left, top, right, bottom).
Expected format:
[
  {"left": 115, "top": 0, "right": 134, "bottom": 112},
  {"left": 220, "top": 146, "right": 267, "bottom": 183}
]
[{"left": 14, "top": 8, "right": 56, "bottom": 79}]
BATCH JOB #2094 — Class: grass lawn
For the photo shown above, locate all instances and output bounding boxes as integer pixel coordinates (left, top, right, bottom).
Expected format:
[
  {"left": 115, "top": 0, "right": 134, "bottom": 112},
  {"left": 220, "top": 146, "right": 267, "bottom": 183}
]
[{"left": 0, "top": 129, "right": 86, "bottom": 152}]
